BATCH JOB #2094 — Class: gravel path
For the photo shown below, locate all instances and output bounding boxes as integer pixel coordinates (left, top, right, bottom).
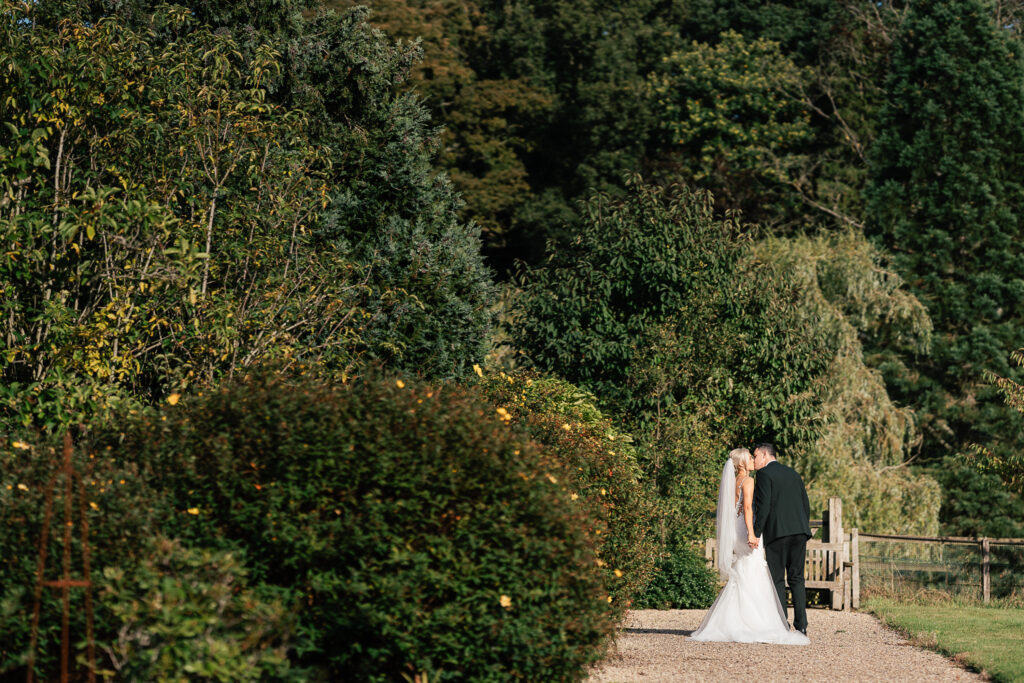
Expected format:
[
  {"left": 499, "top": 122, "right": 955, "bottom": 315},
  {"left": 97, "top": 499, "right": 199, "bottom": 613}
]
[{"left": 588, "top": 609, "right": 986, "bottom": 682}]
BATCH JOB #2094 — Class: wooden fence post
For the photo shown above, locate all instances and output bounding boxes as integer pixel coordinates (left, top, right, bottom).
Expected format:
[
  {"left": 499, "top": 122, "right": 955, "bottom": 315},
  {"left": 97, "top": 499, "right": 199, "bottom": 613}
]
[
  {"left": 829, "top": 497, "right": 843, "bottom": 610},
  {"left": 851, "top": 528, "right": 860, "bottom": 610},
  {"left": 982, "top": 537, "right": 990, "bottom": 605}
]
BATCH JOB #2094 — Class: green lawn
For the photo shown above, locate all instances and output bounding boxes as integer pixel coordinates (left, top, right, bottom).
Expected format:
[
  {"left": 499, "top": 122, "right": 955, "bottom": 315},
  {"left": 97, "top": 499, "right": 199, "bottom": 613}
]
[{"left": 866, "top": 598, "right": 1024, "bottom": 682}]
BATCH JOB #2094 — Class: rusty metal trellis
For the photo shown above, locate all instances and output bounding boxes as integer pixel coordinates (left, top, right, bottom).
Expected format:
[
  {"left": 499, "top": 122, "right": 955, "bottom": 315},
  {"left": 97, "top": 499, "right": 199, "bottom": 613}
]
[{"left": 27, "top": 431, "right": 96, "bottom": 683}]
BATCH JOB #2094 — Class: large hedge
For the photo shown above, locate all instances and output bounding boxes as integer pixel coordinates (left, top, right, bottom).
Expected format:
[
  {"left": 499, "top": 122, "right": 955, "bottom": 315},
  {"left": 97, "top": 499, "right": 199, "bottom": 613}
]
[{"left": 87, "top": 370, "right": 617, "bottom": 680}]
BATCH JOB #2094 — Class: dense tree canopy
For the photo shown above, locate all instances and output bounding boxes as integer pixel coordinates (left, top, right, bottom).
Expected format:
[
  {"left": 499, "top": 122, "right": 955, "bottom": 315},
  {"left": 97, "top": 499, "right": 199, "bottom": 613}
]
[
  {"left": 865, "top": 0, "right": 1024, "bottom": 476},
  {"left": 329, "top": 0, "right": 689, "bottom": 270},
  {"left": 648, "top": 30, "right": 813, "bottom": 227},
  {"left": 1, "top": 0, "right": 495, "bottom": 430},
  {"left": 515, "top": 181, "right": 939, "bottom": 538}
]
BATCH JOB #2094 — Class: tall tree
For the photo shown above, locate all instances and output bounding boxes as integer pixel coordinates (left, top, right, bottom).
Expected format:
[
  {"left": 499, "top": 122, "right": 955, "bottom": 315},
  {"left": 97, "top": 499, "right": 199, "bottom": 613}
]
[
  {"left": 1, "top": 1, "right": 496, "bottom": 433},
  {"left": 330, "top": 0, "right": 687, "bottom": 271},
  {"left": 648, "top": 30, "right": 814, "bottom": 229},
  {"left": 21, "top": 0, "right": 496, "bottom": 383},
  {"left": 324, "top": 0, "right": 555, "bottom": 255},
  {"left": 515, "top": 180, "right": 939, "bottom": 539},
  {"left": 865, "top": 0, "right": 1024, "bottom": 469}
]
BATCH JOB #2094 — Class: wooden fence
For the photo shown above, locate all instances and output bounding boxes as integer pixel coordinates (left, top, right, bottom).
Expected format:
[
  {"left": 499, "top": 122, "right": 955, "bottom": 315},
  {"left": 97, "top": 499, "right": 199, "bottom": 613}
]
[
  {"left": 705, "top": 496, "right": 1024, "bottom": 608},
  {"left": 705, "top": 497, "right": 859, "bottom": 610},
  {"left": 858, "top": 533, "right": 1024, "bottom": 604}
]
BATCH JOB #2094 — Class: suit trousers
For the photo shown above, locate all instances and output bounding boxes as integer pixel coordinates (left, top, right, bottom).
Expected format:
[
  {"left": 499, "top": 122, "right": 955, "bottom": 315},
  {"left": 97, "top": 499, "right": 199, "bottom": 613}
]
[{"left": 764, "top": 533, "right": 807, "bottom": 631}]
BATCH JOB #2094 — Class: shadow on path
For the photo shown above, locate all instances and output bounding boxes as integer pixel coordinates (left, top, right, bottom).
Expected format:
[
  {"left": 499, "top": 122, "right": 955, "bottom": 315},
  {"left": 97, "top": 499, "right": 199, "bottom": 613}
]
[{"left": 622, "top": 628, "right": 694, "bottom": 636}]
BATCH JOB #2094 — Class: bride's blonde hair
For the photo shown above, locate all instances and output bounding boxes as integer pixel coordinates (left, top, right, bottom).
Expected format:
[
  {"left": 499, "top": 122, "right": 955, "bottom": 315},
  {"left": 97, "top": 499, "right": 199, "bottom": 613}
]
[{"left": 729, "top": 448, "right": 752, "bottom": 470}]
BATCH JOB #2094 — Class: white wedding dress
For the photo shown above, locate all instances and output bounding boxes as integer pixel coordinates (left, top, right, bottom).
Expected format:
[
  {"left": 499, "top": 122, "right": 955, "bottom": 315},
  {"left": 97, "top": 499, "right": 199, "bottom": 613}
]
[{"left": 690, "top": 463, "right": 809, "bottom": 645}]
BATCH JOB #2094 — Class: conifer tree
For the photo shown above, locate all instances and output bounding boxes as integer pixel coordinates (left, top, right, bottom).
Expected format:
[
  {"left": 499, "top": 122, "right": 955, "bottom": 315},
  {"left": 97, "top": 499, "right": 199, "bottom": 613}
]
[{"left": 865, "top": 0, "right": 1024, "bottom": 465}]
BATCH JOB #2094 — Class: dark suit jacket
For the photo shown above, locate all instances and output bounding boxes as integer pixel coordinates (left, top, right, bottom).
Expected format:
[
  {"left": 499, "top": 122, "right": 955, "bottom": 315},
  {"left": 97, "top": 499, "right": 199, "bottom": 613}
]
[{"left": 752, "top": 460, "right": 811, "bottom": 544}]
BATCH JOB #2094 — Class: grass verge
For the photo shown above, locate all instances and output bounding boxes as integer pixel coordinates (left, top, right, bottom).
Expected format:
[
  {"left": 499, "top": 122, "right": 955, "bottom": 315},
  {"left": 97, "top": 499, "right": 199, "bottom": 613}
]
[{"left": 865, "top": 598, "right": 1024, "bottom": 682}]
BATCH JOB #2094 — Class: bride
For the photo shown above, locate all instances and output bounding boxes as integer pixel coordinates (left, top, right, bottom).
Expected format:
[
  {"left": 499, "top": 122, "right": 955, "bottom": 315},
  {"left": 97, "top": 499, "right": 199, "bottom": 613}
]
[{"left": 690, "top": 448, "right": 809, "bottom": 645}]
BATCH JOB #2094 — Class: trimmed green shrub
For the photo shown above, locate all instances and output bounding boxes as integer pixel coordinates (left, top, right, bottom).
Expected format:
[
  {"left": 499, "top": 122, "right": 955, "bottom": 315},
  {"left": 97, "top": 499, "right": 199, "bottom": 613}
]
[
  {"left": 472, "top": 369, "right": 659, "bottom": 608},
  {"left": 97, "top": 537, "right": 299, "bottom": 681},
  {"left": 92, "top": 369, "right": 617, "bottom": 680},
  {"left": 633, "top": 542, "right": 717, "bottom": 610}
]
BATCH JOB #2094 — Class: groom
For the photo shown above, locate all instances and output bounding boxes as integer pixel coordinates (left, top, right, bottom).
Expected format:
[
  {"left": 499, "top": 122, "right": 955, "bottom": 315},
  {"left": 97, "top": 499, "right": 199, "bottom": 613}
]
[{"left": 750, "top": 443, "right": 812, "bottom": 635}]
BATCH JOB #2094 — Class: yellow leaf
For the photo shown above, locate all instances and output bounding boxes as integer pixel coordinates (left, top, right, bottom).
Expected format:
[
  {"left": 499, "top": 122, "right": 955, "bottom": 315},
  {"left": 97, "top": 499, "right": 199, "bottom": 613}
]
[
  {"left": 396, "top": 379, "right": 405, "bottom": 388},
  {"left": 12, "top": 441, "right": 30, "bottom": 450},
  {"left": 89, "top": 502, "right": 99, "bottom": 511},
  {"left": 17, "top": 483, "right": 28, "bottom": 491},
  {"left": 499, "top": 594, "right": 512, "bottom": 609},
  {"left": 167, "top": 393, "right": 181, "bottom": 405},
  {"left": 186, "top": 507, "right": 200, "bottom": 515},
  {"left": 472, "top": 364, "right": 483, "bottom": 377}
]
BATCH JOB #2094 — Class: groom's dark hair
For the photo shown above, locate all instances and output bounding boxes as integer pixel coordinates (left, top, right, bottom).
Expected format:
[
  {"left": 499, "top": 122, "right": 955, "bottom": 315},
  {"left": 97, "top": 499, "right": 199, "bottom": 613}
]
[{"left": 755, "top": 442, "right": 777, "bottom": 459}]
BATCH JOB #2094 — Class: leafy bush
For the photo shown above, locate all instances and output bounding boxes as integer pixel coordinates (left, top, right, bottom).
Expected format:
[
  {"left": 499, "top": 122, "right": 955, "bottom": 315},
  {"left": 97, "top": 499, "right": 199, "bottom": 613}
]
[
  {"left": 0, "top": 434, "right": 159, "bottom": 678},
  {"left": 97, "top": 537, "right": 298, "bottom": 682},
  {"left": 472, "top": 369, "right": 659, "bottom": 608},
  {"left": 633, "top": 542, "right": 717, "bottom": 610},
  {"left": 92, "top": 369, "right": 617, "bottom": 680}
]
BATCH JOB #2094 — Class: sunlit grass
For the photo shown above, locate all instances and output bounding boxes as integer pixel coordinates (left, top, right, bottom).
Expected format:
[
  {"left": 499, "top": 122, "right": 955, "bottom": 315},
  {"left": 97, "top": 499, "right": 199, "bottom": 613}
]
[{"left": 865, "top": 598, "right": 1024, "bottom": 682}]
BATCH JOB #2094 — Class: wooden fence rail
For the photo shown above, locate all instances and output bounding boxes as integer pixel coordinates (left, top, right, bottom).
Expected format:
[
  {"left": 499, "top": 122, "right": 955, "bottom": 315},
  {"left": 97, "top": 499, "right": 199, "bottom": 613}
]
[{"left": 859, "top": 533, "right": 1024, "bottom": 604}]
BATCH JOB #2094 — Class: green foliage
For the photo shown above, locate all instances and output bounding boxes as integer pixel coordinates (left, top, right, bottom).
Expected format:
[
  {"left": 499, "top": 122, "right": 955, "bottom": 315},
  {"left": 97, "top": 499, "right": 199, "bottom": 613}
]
[
  {"left": 970, "top": 349, "right": 1024, "bottom": 495},
  {"left": 330, "top": 0, "right": 899, "bottom": 263},
  {"left": 633, "top": 542, "right": 717, "bottom": 610},
  {"left": 929, "top": 457, "right": 1024, "bottom": 538},
  {"left": 325, "top": 0, "right": 556, "bottom": 250},
  {"left": 472, "top": 369, "right": 659, "bottom": 606},
  {"left": 97, "top": 537, "right": 298, "bottom": 682},
  {"left": 326, "top": 0, "right": 688, "bottom": 269},
  {"left": 676, "top": 0, "right": 839, "bottom": 66},
  {"left": 753, "top": 230, "right": 940, "bottom": 535},
  {"left": 0, "top": 1, "right": 495, "bottom": 438},
  {"left": 649, "top": 30, "right": 813, "bottom": 225},
  {"left": 516, "top": 180, "right": 940, "bottom": 537},
  {"left": 0, "top": 434, "right": 160, "bottom": 678},
  {"left": 0, "top": 3, "right": 363, "bottom": 429},
  {"left": 91, "top": 370, "right": 617, "bottom": 680},
  {"left": 290, "top": 5, "right": 496, "bottom": 376},
  {"left": 514, "top": 179, "right": 748, "bottom": 424},
  {"left": 865, "top": 0, "right": 1024, "bottom": 476}
]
